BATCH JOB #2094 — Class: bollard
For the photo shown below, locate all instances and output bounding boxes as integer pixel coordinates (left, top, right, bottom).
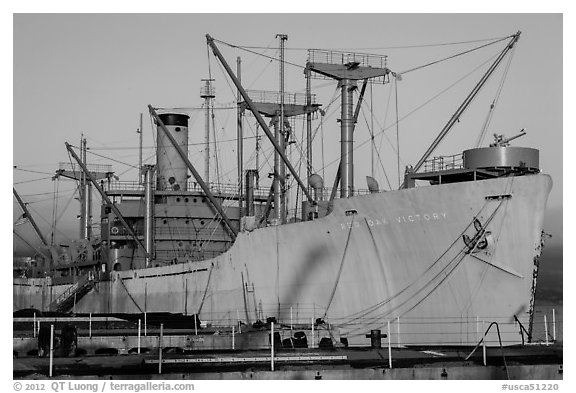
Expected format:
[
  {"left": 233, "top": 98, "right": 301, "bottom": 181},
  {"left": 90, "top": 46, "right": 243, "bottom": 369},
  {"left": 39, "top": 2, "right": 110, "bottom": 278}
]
[
  {"left": 33, "top": 313, "right": 36, "bottom": 338},
  {"left": 271, "top": 322, "right": 275, "bottom": 371},
  {"left": 232, "top": 325, "right": 235, "bottom": 350},
  {"left": 89, "top": 313, "right": 92, "bottom": 338},
  {"left": 138, "top": 319, "right": 141, "bottom": 354},
  {"left": 159, "top": 323, "right": 163, "bottom": 374},
  {"left": 49, "top": 324, "right": 54, "bottom": 377},
  {"left": 311, "top": 317, "right": 315, "bottom": 349},
  {"left": 482, "top": 320, "right": 487, "bottom": 366},
  {"left": 552, "top": 309, "right": 557, "bottom": 342},
  {"left": 370, "top": 329, "right": 382, "bottom": 349},
  {"left": 544, "top": 314, "right": 549, "bottom": 346},
  {"left": 387, "top": 321, "right": 392, "bottom": 369}
]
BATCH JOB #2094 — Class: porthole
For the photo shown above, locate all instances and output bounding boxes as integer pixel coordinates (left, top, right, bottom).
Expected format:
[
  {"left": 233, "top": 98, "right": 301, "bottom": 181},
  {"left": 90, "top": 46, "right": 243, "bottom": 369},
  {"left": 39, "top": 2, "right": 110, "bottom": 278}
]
[
  {"left": 176, "top": 197, "right": 181, "bottom": 203},
  {"left": 193, "top": 198, "right": 197, "bottom": 203},
  {"left": 175, "top": 127, "right": 181, "bottom": 132},
  {"left": 200, "top": 220, "right": 205, "bottom": 226},
  {"left": 184, "top": 197, "right": 189, "bottom": 203},
  {"left": 185, "top": 220, "right": 190, "bottom": 224},
  {"left": 163, "top": 219, "right": 167, "bottom": 224}
]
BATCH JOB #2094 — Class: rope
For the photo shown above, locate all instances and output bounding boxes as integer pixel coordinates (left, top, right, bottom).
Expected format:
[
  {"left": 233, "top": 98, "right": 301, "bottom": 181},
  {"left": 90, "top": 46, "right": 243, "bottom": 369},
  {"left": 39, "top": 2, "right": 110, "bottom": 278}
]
[
  {"left": 475, "top": 44, "right": 517, "bottom": 147},
  {"left": 400, "top": 36, "right": 512, "bottom": 75},
  {"left": 341, "top": 199, "right": 496, "bottom": 323},
  {"left": 395, "top": 77, "right": 401, "bottom": 188},
  {"left": 197, "top": 264, "right": 214, "bottom": 315},
  {"left": 118, "top": 277, "right": 144, "bottom": 313}
]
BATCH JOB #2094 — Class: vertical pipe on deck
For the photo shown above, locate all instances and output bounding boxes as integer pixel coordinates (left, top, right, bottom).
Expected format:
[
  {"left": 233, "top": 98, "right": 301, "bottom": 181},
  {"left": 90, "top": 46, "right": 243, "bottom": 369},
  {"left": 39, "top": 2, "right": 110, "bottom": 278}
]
[
  {"left": 245, "top": 170, "right": 257, "bottom": 216},
  {"left": 290, "top": 306, "right": 293, "bottom": 336},
  {"left": 272, "top": 117, "right": 286, "bottom": 223},
  {"left": 544, "top": 315, "right": 549, "bottom": 346},
  {"left": 49, "top": 324, "right": 54, "bottom": 377},
  {"left": 144, "top": 165, "right": 155, "bottom": 267},
  {"left": 89, "top": 313, "right": 92, "bottom": 338},
  {"left": 552, "top": 309, "right": 557, "bottom": 342},
  {"left": 397, "top": 316, "right": 400, "bottom": 347},
  {"left": 387, "top": 320, "right": 392, "bottom": 369},
  {"left": 33, "top": 313, "right": 36, "bottom": 338},
  {"left": 271, "top": 322, "right": 275, "bottom": 371},
  {"left": 482, "top": 320, "right": 487, "bottom": 366},
  {"left": 237, "top": 309, "right": 242, "bottom": 334},
  {"left": 159, "top": 323, "right": 163, "bottom": 374},
  {"left": 138, "top": 319, "right": 141, "bottom": 354},
  {"left": 311, "top": 317, "right": 315, "bottom": 349},
  {"left": 232, "top": 325, "right": 235, "bottom": 350}
]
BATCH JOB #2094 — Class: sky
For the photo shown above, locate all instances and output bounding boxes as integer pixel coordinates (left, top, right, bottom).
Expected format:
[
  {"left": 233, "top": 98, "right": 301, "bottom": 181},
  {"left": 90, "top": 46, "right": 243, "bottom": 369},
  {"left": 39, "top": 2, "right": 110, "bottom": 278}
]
[{"left": 11, "top": 13, "right": 563, "bottom": 250}]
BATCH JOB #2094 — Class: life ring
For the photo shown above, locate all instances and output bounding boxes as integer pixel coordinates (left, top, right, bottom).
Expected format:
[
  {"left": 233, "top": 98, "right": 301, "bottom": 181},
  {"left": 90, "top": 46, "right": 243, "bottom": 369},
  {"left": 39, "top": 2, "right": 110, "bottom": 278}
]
[{"left": 111, "top": 226, "right": 119, "bottom": 235}]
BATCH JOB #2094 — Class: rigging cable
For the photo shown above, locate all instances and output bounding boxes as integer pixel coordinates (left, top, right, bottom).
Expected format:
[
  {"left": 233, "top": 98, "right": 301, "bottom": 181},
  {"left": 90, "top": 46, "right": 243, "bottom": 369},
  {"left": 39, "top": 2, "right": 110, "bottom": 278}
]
[
  {"left": 224, "top": 35, "right": 512, "bottom": 51},
  {"left": 51, "top": 177, "right": 59, "bottom": 245},
  {"left": 359, "top": 101, "right": 392, "bottom": 190},
  {"left": 315, "top": 51, "right": 501, "bottom": 176},
  {"left": 399, "top": 36, "right": 512, "bottom": 75},
  {"left": 341, "top": 199, "right": 494, "bottom": 322},
  {"left": 395, "top": 76, "right": 401, "bottom": 188},
  {"left": 341, "top": 199, "right": 506, "bottom": 336},
  {"left": 323, "top": 214, "right": 356, "bottom": 319},
  {"left": 475, "top": 43, "right": 517, "bottom": 147}
]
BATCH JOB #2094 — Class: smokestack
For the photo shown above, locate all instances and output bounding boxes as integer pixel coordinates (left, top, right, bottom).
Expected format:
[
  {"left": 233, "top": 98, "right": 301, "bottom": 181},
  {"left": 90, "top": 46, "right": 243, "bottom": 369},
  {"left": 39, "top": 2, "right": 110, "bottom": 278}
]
[{"left": 156, "top": 113, "right": 190, "bottom": 191}]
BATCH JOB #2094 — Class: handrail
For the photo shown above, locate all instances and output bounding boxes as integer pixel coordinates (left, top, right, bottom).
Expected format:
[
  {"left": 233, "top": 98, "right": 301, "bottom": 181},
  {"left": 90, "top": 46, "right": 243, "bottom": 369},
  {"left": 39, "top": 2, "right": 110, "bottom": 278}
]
[
  {"left": 514, "top": 314, "right": 531, "bottom": 345},
  {"left": 464, "top": 321, "right": 510, "bottom": 379}
]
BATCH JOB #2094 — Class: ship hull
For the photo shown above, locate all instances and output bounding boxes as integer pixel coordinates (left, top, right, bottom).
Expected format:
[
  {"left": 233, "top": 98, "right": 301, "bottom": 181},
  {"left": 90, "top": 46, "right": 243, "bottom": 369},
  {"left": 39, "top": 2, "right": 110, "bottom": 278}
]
[{"left": 14, "top": 174, "right": 552, "bottom": 346}]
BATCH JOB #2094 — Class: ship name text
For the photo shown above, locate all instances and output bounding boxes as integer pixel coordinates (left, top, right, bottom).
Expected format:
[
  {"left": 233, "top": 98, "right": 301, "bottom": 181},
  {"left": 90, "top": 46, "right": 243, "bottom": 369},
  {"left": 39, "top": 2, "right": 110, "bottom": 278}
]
[{"left": 340, "top": 212, "right": 447, "bottom": 230}]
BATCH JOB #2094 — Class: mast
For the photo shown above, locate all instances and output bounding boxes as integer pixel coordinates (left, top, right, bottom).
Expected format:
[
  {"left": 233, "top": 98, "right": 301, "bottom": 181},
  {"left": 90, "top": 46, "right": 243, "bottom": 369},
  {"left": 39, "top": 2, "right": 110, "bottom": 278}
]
[
  {"left": 201, "top": 79, "right": 215, "bottom": 185},
  {"left": 307, "top": 50, "right": 388, "bottom": 199},
  {"left": 138, "top": 113, "right": 143, "bottom": 184},
  {"left": 403, "top": 31, "right": 522, "bottom": 186},
  {"left": 237, "top": 56, "right": 244, "bottom": 219},
  {"left": 306, "top": 67, "right": 313, "bottom": 194},
  {"left": 80, "top": 136, "right": 92, "bottom": 240},
  {"left": 206, "top": 34, "right": 315, "bottom": 204},
  {"left": 328, "top": 79, "right": 369, "bottom": 202},
  {"left": 275, "top": 33, "right": 288, "bottom": 223}
]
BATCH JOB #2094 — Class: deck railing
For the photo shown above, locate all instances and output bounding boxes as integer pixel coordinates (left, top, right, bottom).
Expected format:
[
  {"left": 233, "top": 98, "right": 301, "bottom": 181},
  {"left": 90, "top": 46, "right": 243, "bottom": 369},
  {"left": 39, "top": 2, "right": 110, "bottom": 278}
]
[{"left": 422, "top": 154, "right": 464, "bottom": 173}]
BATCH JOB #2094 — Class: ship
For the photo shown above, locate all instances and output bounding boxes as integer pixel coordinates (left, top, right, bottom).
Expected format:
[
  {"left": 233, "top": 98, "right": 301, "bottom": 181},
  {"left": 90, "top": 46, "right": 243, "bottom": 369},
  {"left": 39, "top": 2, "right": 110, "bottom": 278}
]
[{"left": 13, "top": 31, "right": 553, "bottom": 348}]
